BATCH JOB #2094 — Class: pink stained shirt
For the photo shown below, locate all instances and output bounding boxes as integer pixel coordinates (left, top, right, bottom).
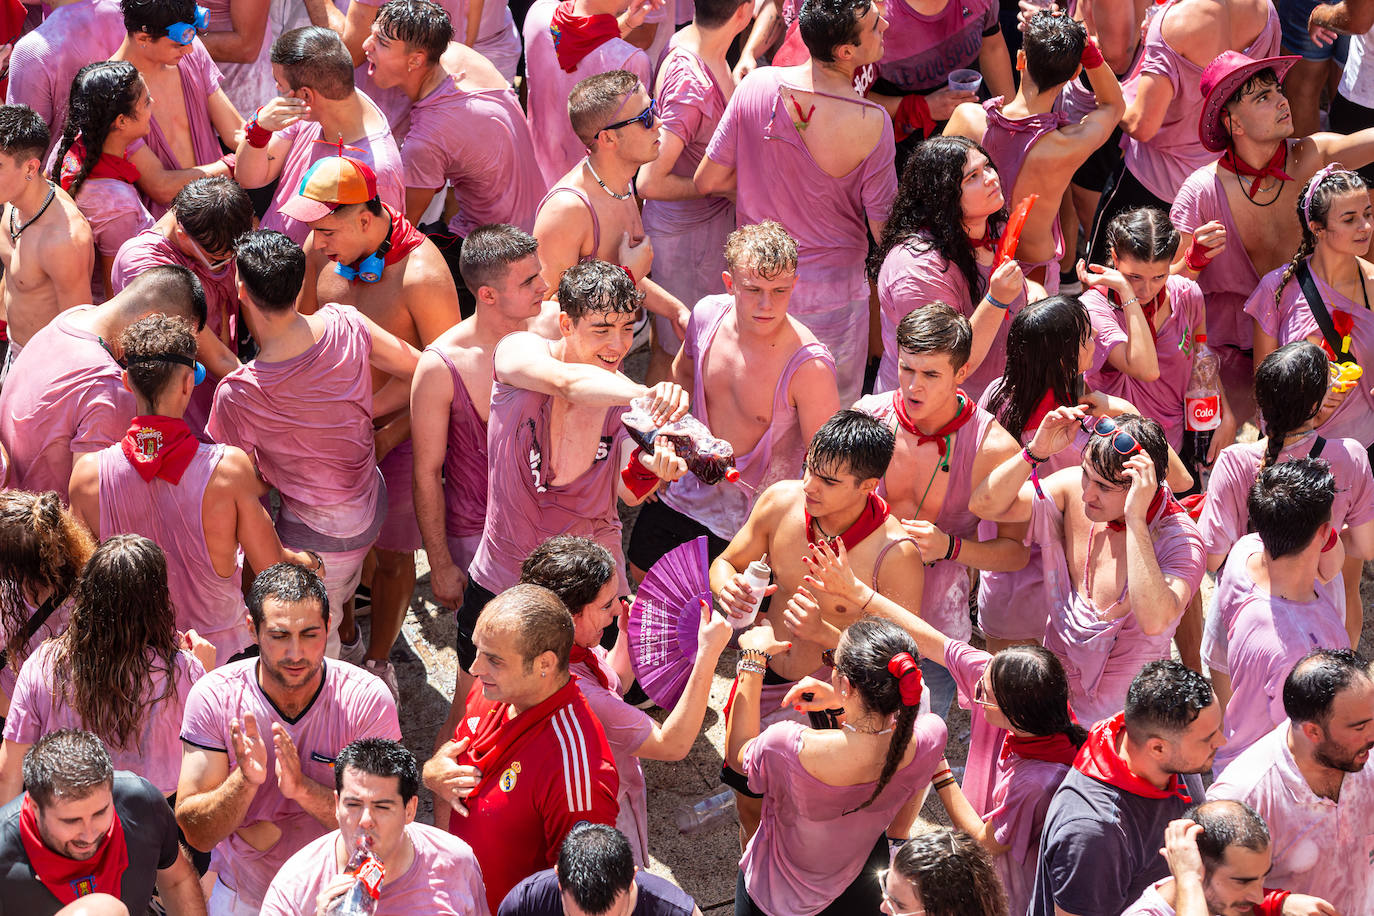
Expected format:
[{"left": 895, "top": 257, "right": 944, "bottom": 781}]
[
  {"left": 741, "top": 716, "right": 948, "bottom": 916},
  {"left": 660, "top": 294, "right": 835, "bottom": 539},
  {"left": 428, "top": 345, "right": 488, "bottom": 541},
  {"left": 4, "top": 641, "right": 203, "bottom": 794},
  {"left": 180, "top": 658, "right": 401, "bottom": 908},
  {"left": 401, "top": 80, "right": 545, "bottom": 236},
  {"left": 522, "top": 0, "right": 652, "bottom": 185},
  {"left": 207, "top": 304, "right": 381, "bottom": 541},
  {"left": 1082, "top": 275, "right": 1207, "bottom": 451},
  {"left": 95, "top": 441, "right": 252, "bottom": 665},
  {"left": 0, "top": 305, "right": 137, "bottom": 500},
  {"left": 1207, "top": 723, "right": 1374, "bottom": 915},
  {"left": 258, "top": 96, "right": 406, "bottom": 245},
  {"left": 570, "top": 648, "right": 654, "bottom": 866},
  {"left": 876, "top": 0, "right": 998, "bottom": 93},
  {"left": 1196, "top": 436, "right": 1374, "bottom": 558},
  {"left": 0, "top": 597, "right": 71, "bottom": 705},
  {"left": 1122, "top": 3, "right": 1280, "bottom": 201},
  {"left": 943, "top": 640, "right": 1005, "bottom": 817},
  {"left": 201, "top": 0, "right": 278, "bottom": 114},
  {"left": 259, "top": 823, "right": 491, "bottom": 916},
  {"left": 980, "top": 97, "right": 1071, "bottom": 286},
  {"left": 1121, "top": 880, "right": 1178, "bottom": 916},
  {"left": 642, "top": 44, "right": 733, "bottom": 235},
  {"left": 1204, "top": 534, "right": 1348, "bottom": 773},
  {"left": 875, "top": 238, "right": 1028, "bottom": 401},
  {"left": 1244, "top": 261, "right": 1374, "bottom": 445},
  {"left": 73, "top": 178, "right": 154, "bottom": 261}
]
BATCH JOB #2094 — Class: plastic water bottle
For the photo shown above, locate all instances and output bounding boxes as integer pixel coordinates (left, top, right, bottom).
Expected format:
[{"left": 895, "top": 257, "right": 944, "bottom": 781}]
[
  {"left": 1184, "top": 333, "right": 1222, "bottom": 464},
  {"left": 623, "top": 398, "right": 741, "bottom": 485},
  {"left": 327, "top": 837, "right": 385, "bottom": 915},
  {"left": 733, "top": 559, "right": 772, "bottom": 629},
  {"left": 677, "top": 789, "right": 736, "bottom": 834}
]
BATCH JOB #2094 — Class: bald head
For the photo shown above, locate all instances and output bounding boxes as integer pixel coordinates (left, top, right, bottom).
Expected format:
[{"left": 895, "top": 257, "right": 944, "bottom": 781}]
[{"left": 477, "top": 583, "right": 574, "bottom": 673}]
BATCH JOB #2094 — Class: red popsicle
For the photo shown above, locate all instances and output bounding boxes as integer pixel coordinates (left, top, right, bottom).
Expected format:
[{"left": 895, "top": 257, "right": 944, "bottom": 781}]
[{"left": 995, "top": 193, "right": 1039, "bottom": 268}]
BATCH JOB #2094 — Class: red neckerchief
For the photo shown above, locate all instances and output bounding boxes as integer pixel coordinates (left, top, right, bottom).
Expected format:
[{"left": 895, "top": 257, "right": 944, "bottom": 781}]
[
  {"left": 458, "top": 678, "right": 584, "bottom": 784},
  {"left": 550, "top": 0, "right": 619, "bottom": 72},
  {"left": 58, "top": 137, "right": 141, "bottom": 193},
  {"left": 1107, "top": 287, "right": 1165, "bottom": 331},
  {"left": 120, "top": 415, "right": 198, "bottom": 485},
  {"left": 805, "top": 492, "right": 891, "bottom": 553},
  {"left": 1001, "top": 732, "right": 1081, "bottom": 766},
  {"left": 1073, "top": 714, "right": 1193, "bottom": 801},
  {"left": 968, "top": 226, "right": 998, "bottom": 253},
  {"left": 19, "top": 794, "right": 129, "bottom": 905},
  {"left": 892, "top": 390, "right": 974, "bottom": 458},
  {"left": 382, "top": 204, "right": 425, "bottom": 266},
  {"left": 1105, "top": 487, "right": 1184, "bottom": 532},
  {"left": 1217, "top": 144, "right": 1294, "bottom": 200},
  {"left": 569, "top": 644, "right": 610, "bottom": 690},
  {"left": 1024, "top": 388, "right": 1062, "bottom": 434}
]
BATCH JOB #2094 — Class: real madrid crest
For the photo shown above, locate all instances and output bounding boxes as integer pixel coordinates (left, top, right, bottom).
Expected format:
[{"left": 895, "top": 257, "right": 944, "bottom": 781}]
[{"left": 500, "top": 761, "right": 521, "bottom": 792}]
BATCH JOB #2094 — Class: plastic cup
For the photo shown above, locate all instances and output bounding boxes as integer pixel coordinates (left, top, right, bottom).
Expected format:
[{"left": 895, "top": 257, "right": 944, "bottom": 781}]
[{"left": 948, "top": 69, "right": 982, "bottom": 95}]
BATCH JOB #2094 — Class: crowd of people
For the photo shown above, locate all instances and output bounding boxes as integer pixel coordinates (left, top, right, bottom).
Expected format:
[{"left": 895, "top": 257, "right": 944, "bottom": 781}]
[{"left": 0, "top": 0, "right": 1371, "bottom": 911}]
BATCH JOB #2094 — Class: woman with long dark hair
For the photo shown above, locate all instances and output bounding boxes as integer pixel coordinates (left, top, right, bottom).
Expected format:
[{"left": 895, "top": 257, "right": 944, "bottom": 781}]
[
  {"left": 0, "top": 534, "right": 208, "bottom": 801},
  {"left": 727, "top": 617, "right": 946, "bottom": 916},
  {"left": 870, "top": 135, "right": 1031, "bottom": 400},
  {"left": 881, "top": 828, "right": 1009, "bottom": 916},
  {"left": 52, "top": 60, "right": 154, "bottom": 299}
]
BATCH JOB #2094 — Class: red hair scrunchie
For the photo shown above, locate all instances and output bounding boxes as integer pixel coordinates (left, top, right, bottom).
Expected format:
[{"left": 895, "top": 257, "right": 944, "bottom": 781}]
[{"left": 887, "top": 652, "right": 923, "bottom": 706}]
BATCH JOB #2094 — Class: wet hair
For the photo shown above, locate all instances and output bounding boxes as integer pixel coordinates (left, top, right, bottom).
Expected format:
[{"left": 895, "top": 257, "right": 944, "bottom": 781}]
[
  {"left": 1186, "top": 800, "right": 1270, "bottom": 872},
  {"left": 120, "top": 0, "right": 196, "bottom": 39},
  {"left": 1123, "top": 660, "right": 1215, "bottom": 743},
  {"left": 1022, "top": 10, "right": 1086, "bottom": 89},
  {"left": 1248, "top": 457, "right": 1335, "bottom": 559},
  {"left": 235, "top": 230, "right": 306, "bottom": 311},
  {"left": 989, "top": 646, "right": 1088, "bottom": 747},
  {"left": 335, "top": 738, "right": 420, "bottom": 804},
  {"left": 834, "top": 617, "right": 922, "bottom": 811},
  {"left": 556, "top": 824, "right": 635, "bottom": 914},
  {"left": 694, "top": 0, "right": 750, "bottom": 28},
  {"left": 895, "top": 302, "right": 973, "bottom": 370},
  {"left": 247, "top": 562, "right": 329, "bottom": 630},
  {"left": 799, "top": 0, "right": 870, "bottom": 62},
  {"left": 458, "top": 223, "right": 539, "bottom": 294},
  {"left": 985, "top": 296, "right": 1090, "bottom": 442},
  {"left": 1083, "top": 413, "right": 1169, "bottom": 490},
  {"left": 871, "top": 136, "right": 1009, "bottom": 303},
  {"left": 1105, "top": 207, "right": 1180, "bottom": 264},
  {"left": 805, "top": 408, "right": 895, "bottom": 483},
  {"left": 1283, "top": 648, "right": 1371, "bottom": 727},
  {"left": 0, "top": 104, "right": 48, "bottom": 165},
  {"left": 723, "top": 220, "right": 798, "bottom": 279},
  {"left": 272, "top": 26, "right": 355, "bottom": 100},
  {"left": 891, "top": 829, "right": 1009, "bottom": 916},
  {"left": 121, "top": 314, "right": 197, "bottom": 404},
  {"left": 120, "top": 265, "right": 208, "bottom": 330},
  {"left": 1277, "top": 168, "right": 1369, "bottom": 306},
  {"left": 568, "top": 69, "right": 642, "bottom": 147},
  {"left": 173, "top": 177, "right": 253, "bottom": 258},
  {"left": 50, "top": 535, "right": 183, "bottom": 750},
  {"left": 520, "top": 536, "right": 616, "bottom": 616},
  {"left": 1254, "top": 342, "right": 1329, "bottom": 468},
  {"left": 51, "top": 62, "right": 143, "bottom": 198},
  {"left": 0, "top": 491, "right": 96, "bottom": 675},
  {"left": 479, "top": 583, "right": 575, "bottom": 672},
  {"left": 558, "top": 259, "right": 644, "bottom": 322},
  {"left": 22, "top": 730, "right": 114, "bottom": 808},
  {"left": 375, "top": 0, "right": 453, "bottom": 64}
]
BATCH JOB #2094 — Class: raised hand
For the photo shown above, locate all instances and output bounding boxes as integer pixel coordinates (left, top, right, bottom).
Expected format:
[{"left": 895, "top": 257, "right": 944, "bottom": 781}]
[
  {"left": 1027, "top": 405, "right": 1087, "bottom": 460},
  {"left": 781, "top": 676, "right": 839, "bottom": 712},
  {"left": 800, "top": 539, "right": 867, "bottom": 609},
  {"left": 272, "top": 723, "right": 306, "bottom": 802},
  {"left": 640, "top": 380, "right": 690, "bottom": 425},
  {"left": 696, "top": 598, "right": 732, "bottom": 659},
  {"left": 1121, "top": 451, "right": 1158, "bottom": 524},
  {"left": 230, "top": 713, "right": 268, "bottom": 786}
]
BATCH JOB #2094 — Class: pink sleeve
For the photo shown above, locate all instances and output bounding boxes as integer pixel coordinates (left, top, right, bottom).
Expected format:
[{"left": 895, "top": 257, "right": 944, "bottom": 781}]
[
  {"left": 1154, "top": 517, "right": 1207, "bottom": 595},
  {"left": 91, "top": 204, "right": 154, "bottom": 258},
  {"left": 401, "top": 131, "right": 449, "bottom": 191},
  {"left": 180, "top": 676, "right": 229, "bottom": 751},
  {"left": 1178, "top": 280, "right": 1207, "bottom": 333},
  {"left": 1169, "top": 173, "right": 1212, "bottom": 235},
  {"left": 1, "top": 649, "right": 53, "bottom": 745},
  {"left": 885, "top": 246, "right": 968, "bottom": 310},
  {"left": 5, "top": 37, "right": 53, "bottom": 126},
  {"left": 207, "top": 382, "right": 249, "bottom": 454},
  {"left": 189, "top": 41, "right": 225, "bottom": 95},
  {"left": 743, "top": 720, "right": 801, "bottom": 796},
  {"left": 1338, "top": 442, "right": 1374, "bottom": 527},
  {"left": 1195, "top": 448, "right": 1249, "bottom": 556},
  {"left": 989, "top": 761, "right": 1066, "bottom": 856},
  {"left": 1242, "top": 273, "right": 1286, "bottom": 338},
  {"left": 657, "top": 59, "right": 708, "bottom": 146},
  {"left": 859, "top": 120, "right": 898, "bottom": 226},
  {"left": 943, "top": 640, "right": 992, "bottom": 712},
  {"left": 579, "top": 681, "right": 654, "bottom": 753},
  {"left": 353, "top": 678, "right": 403, "bottom": 740},
  {"left": 71, "top": 380, "right": 137, "bottom": 453},
  {"left": 1083, "top": 289, "right": 1128, "bottom": 360},
  {"left": 1138, "top": 33, "right": 1180, "bottom": 95},
  {"left": 704, "top": 76, "right": 747, "bottom": 169},
  {"left": 627, "top": 48, "right": 653, "bottom": 87}
]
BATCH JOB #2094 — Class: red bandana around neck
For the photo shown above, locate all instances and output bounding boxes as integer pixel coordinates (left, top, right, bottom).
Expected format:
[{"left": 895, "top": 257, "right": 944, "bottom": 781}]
[
  {"left": 570, "top": 644, "right": 610, "bottom": 690},
  {"left": 1001, "top": 731, "right": 1081, "bottom": 766},
  {"left": 550, "top": 1, "right": 620, "bottom": 72},
  {"left": 967, "top": 226, "right": 998, "bottom": 253},
  {"left": 1107, "top": 287, "right": 1165, "bottom": 330},
  {"left": 120, "top": 415, "right": 198, "bottom": 485},
  {"left": 892, "top": 390, "right": 975, "bottom": 458},
  {"left": 1073, "top": 714, "right": 1193, "bottom": 801},
  {"left": 1218, "top": 144, "right": 1294, "bottom": 199},
  {"left": 19, "top": 794, "right": 129, "bottom": 905},
  {"left": 1023, "top": 388, "right": 1064, "bottom": 434},
  {"left": 382, "top": 205, "right": 426, "bottom": 266},
  {"left": 459, "top": 678, "right": 584, "bottom": 781},
  {"left": 58, "top": 137, "right": 141, "bottom": 193},
  {"left": 1105, "top": 487, "right": 1184, "bottom": 532},
  {"left": 805, "top": 492, "right": 891, "bottom": 553}
]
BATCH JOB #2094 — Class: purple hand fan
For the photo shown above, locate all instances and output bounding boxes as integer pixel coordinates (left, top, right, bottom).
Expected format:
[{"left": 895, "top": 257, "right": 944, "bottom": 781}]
[{"left": 627, "top": 536, "right": 712, "bottom": 709}]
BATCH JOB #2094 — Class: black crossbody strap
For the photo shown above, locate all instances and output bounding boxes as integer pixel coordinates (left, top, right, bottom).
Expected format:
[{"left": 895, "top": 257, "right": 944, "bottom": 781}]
[
  {"left": 1310, "top": 435, "right": 1327, "bottom": 460},
  {"left": 1298, "top": 263, "right": 1355, "bottom": 363},
  {"left": 0, "top": 590, "right": 65, "bottom": 671}
]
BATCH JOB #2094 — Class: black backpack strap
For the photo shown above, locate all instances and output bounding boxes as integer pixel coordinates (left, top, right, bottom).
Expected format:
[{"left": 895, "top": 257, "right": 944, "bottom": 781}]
[
  {"left": 0, "top": 591, "right": 65, "bottom": 671},
  {"left": 1310, "top": 435, "right": 1327, "bottom": 460},
  {"left": 1298, "top": 262, "right": 1355, "bottom": 363}
]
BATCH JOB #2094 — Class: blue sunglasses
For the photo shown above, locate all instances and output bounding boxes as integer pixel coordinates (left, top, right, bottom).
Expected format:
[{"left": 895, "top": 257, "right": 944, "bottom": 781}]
[
  {"left": 127, "top": 352, "right": 207, "bottom": 386},
  {"left": 166, "top": 6, "right": 210, "bottom": 45}
]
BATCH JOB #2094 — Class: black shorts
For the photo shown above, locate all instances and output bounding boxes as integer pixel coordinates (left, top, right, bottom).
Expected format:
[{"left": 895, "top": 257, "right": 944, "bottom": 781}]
[
  {"left": 627, "top": 498, "right": 732, "bottom": 572},
  {"left": 418, "top": 222, "right": 475, "bottom": 319},
  {"left": 1330, "top": 94, "right": 1374, "bottom": 186},
  {"left": 1087, "top": 161, "right": 1171, "bottom": 263},
  {"left": 455, "top": 578, "right": 498, "bottom": 669},
  {"left": 1073, "top": 124, "right": 1124, "bottom": 194}
]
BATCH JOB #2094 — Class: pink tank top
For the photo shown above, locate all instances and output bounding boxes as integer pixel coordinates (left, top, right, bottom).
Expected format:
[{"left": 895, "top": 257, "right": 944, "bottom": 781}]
[
  {"left": 429, "top": 345, "right": 488, "bottom": 539},
  {"left": 97, "top": 441, "right": 250, "bottom": 665},
  {"left": 536, "top": 184, "right": 602, "bottom": 259},
  {"left": 980, "top": 98, "right": 1070, "bottom": 277}
]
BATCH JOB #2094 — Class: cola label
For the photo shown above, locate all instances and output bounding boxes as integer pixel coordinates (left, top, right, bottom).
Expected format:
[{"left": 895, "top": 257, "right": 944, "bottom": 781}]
[
  {"left": 354, "top": 855, "right": 385, "bottom": 900},
  {"left": 1185, "top": 395, "right": 1221, "bottom": 431}
]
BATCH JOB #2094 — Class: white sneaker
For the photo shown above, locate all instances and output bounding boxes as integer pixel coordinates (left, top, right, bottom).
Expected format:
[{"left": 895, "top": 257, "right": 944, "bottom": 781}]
[
  {"left": 339, "top": 629, "right": 367, "bottom": 665},
  {"left": 364, "top": 659, "right": 400, "bottom": 702}
]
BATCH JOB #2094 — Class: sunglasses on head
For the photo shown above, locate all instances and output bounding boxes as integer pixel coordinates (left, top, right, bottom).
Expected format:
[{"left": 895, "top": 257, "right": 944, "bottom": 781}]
[
  {"left": 166, "top": 5, "right": 210, "bottom": 45},
  {"left": 601, "top": 98, "right": 658, "bottom": 134},
  {"left": 1080, "top": 415, "right": 1142, "bottom": 457}
]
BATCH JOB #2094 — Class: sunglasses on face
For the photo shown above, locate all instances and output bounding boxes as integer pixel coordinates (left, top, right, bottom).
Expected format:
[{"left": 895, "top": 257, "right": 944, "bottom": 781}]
[
  {"left": 166, "top": 5, "right": 210, "bottom": 46},
  {"left": 601, "top": 98, "right": 658, "bottom": 134},
  {"left": 973, "top": 678, "right": 998, "bottom": 709},
  {"left": 1080, "top": 415, "right": 1142, "bottom": 457}
]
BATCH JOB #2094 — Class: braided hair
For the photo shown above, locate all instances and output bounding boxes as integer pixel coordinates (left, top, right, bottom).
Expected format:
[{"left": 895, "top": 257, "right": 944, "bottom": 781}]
[
  {"left": 0, "top": 491, "right": 95, "bottom": 673},
  {"left": 1254, "top": 341, "right": 1329, "bottom": 467},
  {"left": 51, "top": 61, "right": 144, "bottom": 199},
  {"left": 834, "top": 617, "right": 923, "bottom": 812},
  {"left": 1276, "top": 167, "right": 1368, "bottom": 307}
]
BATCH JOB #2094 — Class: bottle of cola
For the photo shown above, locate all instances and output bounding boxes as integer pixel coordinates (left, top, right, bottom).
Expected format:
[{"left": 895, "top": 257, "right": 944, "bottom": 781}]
[
  {"left": 327, "top": 837, "right": 385, "bottom": 915},
  {"left": 623, "top": 397, "right": 740, "bottom": 485},
  {"left": 1184, "top": 333, "right": 1222, "bottom": 472}
]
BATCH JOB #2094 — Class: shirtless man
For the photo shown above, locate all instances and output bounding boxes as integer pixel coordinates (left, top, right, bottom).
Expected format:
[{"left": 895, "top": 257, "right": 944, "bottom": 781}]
[
  {"left": 711, "top": 408, "right": 925, "bottom": 840},
  {"left": 533, "top": 70, "right": 690, "bottom": 344},
  {"left": 944, "top": 10, "right": 1124, "bottom": 290},
  {"left": 627, "top": 221, "right": 839, "bottom": 575},
  {"left": 697, "top": 0, "right": 896, "bottom": 402},
  {"left": 411, "top": 224, "right": 557, "bottom": 612},
  {"left": 68, "top": 313, "right": 317, "bottom": 667},
  {"left": 114, "top": 0, "right": 242, "bottom": 209},
  {"left": 0, "top": 104, "right": 94, "bottom": 379},
  {"left": 289, "top": 153, "right": 460, "bottom": 697}
]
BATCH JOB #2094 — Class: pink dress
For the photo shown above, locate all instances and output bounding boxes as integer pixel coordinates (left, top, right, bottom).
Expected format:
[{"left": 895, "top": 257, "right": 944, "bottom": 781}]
[
  {"left": 428, "top": 346, "right": 488, "bottom": 563},
  {"left": 876, "top": 0, "right": 998, "bottom": 93},
  {"left": 660, "top": 294, "right": 834, "bottom": 539},
  {"left": 4, "top": 642, "right": 203, "bottom": 794},
  {"left": 201, "top": 0, "right": 277, "bottom": 114}
]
